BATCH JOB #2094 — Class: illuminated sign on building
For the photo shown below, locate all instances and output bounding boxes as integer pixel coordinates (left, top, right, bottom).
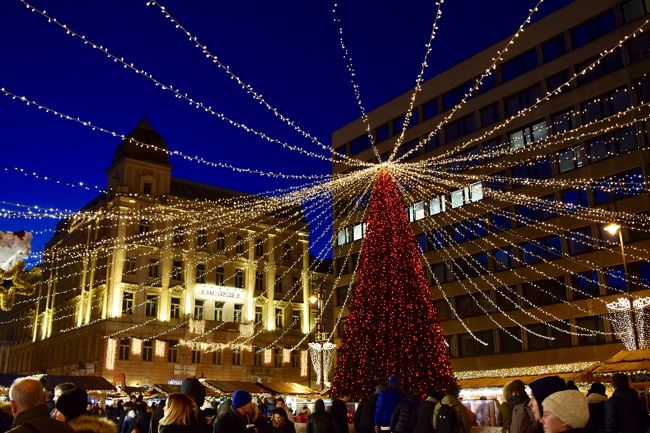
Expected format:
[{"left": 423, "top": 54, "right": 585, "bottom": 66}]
[{"left": 195, "top": 284, "right": 245, "bottom": 301}]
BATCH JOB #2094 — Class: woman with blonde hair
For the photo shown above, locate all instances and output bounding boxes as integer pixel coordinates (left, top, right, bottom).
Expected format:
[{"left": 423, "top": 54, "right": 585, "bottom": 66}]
[{"left": 158, "top": 393, "right": 199, "bottom": 433}]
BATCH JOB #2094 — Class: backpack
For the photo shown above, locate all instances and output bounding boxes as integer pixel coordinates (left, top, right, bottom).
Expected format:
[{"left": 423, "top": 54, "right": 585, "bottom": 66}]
[{"left": 436, "top": 403, "right": 459, "bottom": 433}]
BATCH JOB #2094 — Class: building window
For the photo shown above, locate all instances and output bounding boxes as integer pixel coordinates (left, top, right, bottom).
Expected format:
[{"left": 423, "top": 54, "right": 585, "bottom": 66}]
[
  {"left": 275, "top": 277, "right": 283, "bottom": 293},
  {"left": 527, "top": 322, "right": 572, "bottom": 350},
  {"left": 350, "top": 134, "right": 372, "bottom": 155},
  {"left": 216, "top": 233, "right": 225, "bottom": 251},
  {"left": 582, "top": 88, "right": 630, "bottom": 123},
  {"left": 572, "top": 270, "right": 600, "bottom": 300},
  {"left": 139, "top": 219, "right": 151, "bottom": 234},
  {"left": 290, "top": 350, "right": 300, "bottom": 368},
  {"left": 197, "top": 230, "right": 207, "bottom": 249},
  {"left": 122, "top": 292, "right": 134, "bottom": 315},
  {"left": 283, "top": 244, "right": 292, "bottom": 260},
  {"left": 143, "top": 340, "right": 153, "bottom": 362},
  {"left": 232, "top": 348, "right": 241, "bottom": 366},
  {"left": 292, "top": 310, "right": 301, "bottom": 328},
  {"left": 172, "top": 260, "right": 183, "bottom": 281},
  {"left": 235, "top": 269, "right": 244, "bottom": 288},
  {"left": 254, "top": 346, "right": 263, "bottom": 367},
  {"left": 546, "top": 69, "right": 571, "bottom": 93},
  {"left": 557, "top": 146, "right": 586, "bottom": 173},
  {"left": 422, "top": 97, "right": 438, "bottom": 120},
  {"left": 493, "top": 247, "right": 515, "bottom": 272},
  {"left": 501, "top": 48, "right": 538, "bottom": 82},
  {"left": 167, "top": 341, "right": 178, "bottom": 363},
  {"left": 216, "top": 267, "right": 225, "bottom": 286},
  {"left": 571, "top": 10, "right": 616, "bottom": 49},
  {"left": 588, "top": 127, "right": 637, "bottom": 163},
  {"left": 255, "top": 306, "right": 263, "bottom": 324},
  {"left": 212, "top": 350, "right": 222, "bottom": 365},
  {"left": 274, "top": 348, "right": 283, "bottom": 367},
  {"left": 196, "top": 264, "right": 206, "bottom": 284},
  {"left": 542, "top": 34, "right": 567, "bottom": 63},
  {"left": 567, "top": 226, "right": 594, "bottom": 255},
  {"left": 145, "top": 295, "right": 158, "bottom": 317},
  {"left": 576, "top": 316, "right": 606, "bottom": 345},
  {"left": 552, "top": 109, "right": 577, "bottom": 134},
  {"left": 445, "top": 113, "right": 476, "bottom": 142},
  {"left": 275, "top": 308, "right": 284, "bottom": 328},
  {"left": 480, "top": 102, "right": 501, "bottom": 128},
  {"left": 499, "top": 327, "right": 523, "bottom": 353},
  {"left": 255, "top": 239, "right": 264, "bottom": 257},
  {"left": 118, "top": 338, "right": 130, "bottom": 361},
  {"left": 504, "top": 83, "right": 542, "bottom": 117},
  {"left": 235, "top": 236, "right": 245, "bottom": 255},
  {"left": 124, "top": 257, "right": 137, "bottom": 275},
  {"left": 622, "top": 0, "right": 650, "bottom": 23},
  {"left": 148, "top": 259, "right": 159, "bottom": 278},
  {"left": 233, "top": 304, "right": 243, "bottom": 323},
  {"left": 142, "top": 182, "right": 152, "bottom": 195},
  {"left": 214, "top": 302, "right": 224, "bottom": 321},
  {"left": 255, "top": 272, "right": 265, "bottom": 291},
  {"left": 174, "top": 227, "right": 184, "bottom": 245},
  {"left": 458, "top": 330, "right": 494, "bottom": 357},
  {"left": 170, "top": 297, "right": 180, "bottom": 319},
  {"left": 191, "top": 350, "right": 201, "bottom": 364},
  {"left": 194, "top": 300, "right": 204, "bottom": 320},
  {"left": 508, "top": 120, "right": 547, "bottom": 150}
]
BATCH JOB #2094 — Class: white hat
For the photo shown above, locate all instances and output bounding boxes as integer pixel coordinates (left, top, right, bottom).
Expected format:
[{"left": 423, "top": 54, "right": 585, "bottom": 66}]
[{"left": 542, "top": 390, "right": 589, "bottom": 428}]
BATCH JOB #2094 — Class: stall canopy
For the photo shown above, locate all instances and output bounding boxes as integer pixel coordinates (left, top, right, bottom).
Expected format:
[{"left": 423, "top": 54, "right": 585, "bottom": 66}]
[
  {"left": 257, "top": 382, "right": 318, "bottom": 396},
  {"left": 204, "top": 380, "right": 269, "bottom": 394},
  {"left": 592, "top": 349, "right": 650, "bottom": 375},
  {"left": 0, "top": 374, "right": 114, "bottom": 392}
]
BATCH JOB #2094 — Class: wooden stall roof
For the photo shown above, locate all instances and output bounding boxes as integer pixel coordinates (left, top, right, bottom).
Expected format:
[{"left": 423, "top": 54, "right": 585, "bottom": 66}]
[
  {"left": 204, "top": 380, "right": 269, "bottom": 394},
  {"left": 458, "top": 373, "right": 575, "bottom": 389},
  {"left": 153, "top": 384, "right": 181, "bottom": 395},
  {"left": 0, "top": 374, "right": 114, "bottom": 391},
  {"left": 257, "top": 382, "right": 318, "bottom": 395},
  {"left": 592, "top": 349, "right": 650, "bottom": 375}
]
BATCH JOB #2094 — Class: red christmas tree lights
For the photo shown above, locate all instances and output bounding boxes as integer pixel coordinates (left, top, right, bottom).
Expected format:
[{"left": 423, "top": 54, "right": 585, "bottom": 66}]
[{"left": 331, "top": 170, "right": 456, "bottom": 399}]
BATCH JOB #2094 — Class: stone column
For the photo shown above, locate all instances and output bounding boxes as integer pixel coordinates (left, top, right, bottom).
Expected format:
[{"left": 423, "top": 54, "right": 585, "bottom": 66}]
[
  {"left": 245, "top": 234, "right": 256, "bottom": 322},
  {"left": 184, "top": 252, "right": 196, "bottom": 318},
  {"left": 85, "top": 250, "right": 97, "bottom": 324},
  {"left": 159, "top": 220, "right": 173, "bottom": 321},
  {"left": 106, "top": 206, "right": 128, "bottom": 318},
  {"left": 300, "top": 238, "right": 310, "bottom": 334},
  {"left": 266, "top": 234, "right": 276, "bottom": 330}
]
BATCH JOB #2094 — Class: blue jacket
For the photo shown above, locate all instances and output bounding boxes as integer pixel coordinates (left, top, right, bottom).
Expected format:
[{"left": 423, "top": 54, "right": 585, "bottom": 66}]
[{"left": 375, "top": 386, "right": 406, "bottom": 426}]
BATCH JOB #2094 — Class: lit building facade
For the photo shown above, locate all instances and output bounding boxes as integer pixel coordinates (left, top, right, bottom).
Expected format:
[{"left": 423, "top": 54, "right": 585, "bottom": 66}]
[
  {"left": 0, "top": 119, "right": 331, "bottom": 387},
  {"left": 332, "top": 0, "right": 650, "bottom": 373}
]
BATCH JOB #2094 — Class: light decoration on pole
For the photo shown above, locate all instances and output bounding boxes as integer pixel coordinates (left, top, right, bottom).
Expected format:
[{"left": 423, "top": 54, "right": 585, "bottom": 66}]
[
  {"left": 308, "top": 342, "right": 336, "bottom": 386},
  {"left": 155, "top": 340, "right": 166, "bottom": 358},
  {"left": 131, "top": 338, "right": 142, "bottom": 356},
  {"left": 300, "top": 350, "right": 308, "bottom": 377},
  {"left": 105, "top": 338, "right": 117, "bottom": 370},
  {"left": 607, "top": 297, "right": 650, "bottom": 350}
]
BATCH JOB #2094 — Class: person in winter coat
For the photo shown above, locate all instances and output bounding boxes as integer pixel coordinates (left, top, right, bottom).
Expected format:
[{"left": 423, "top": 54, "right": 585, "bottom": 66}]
[
  {"left": 150, "top": 400, "right": 165, "bottom": 433},
  {"left": 306, "top": 399, "right": 333, "bottom": 433},
  {"left": 509, "top": 380, "right": 535, "bottom": 433},
  {"left": 540, "top": 390, "right": 589, "bottom": 433},
  {"left": 411, "top": 390, "right": 442, "bottom": 433},
  {"left": 213, "top": 390, "right": 255, "bottom": 433},
  {"left": 68, "top": 415, "right": 117, "bottom": 433},
  {"left": 55, "top": 388, "right": 89, "bottom": 423},
  {"left": 390, "top": 393, "right": 420, "bottom": 433},
  {"left": 433, "top": 384, "right": 471, "bottom": 433},
  {"left": 120, "top": 402, "right": 139, "bottom": 433},
  {"left": 605, "top": 373, "right": 650, "bottom": 433},
  {"left": 355, "top": 385, "right": 381, "bottom": 433},
  {"left": 528, "top": 376, "right": 567, "bottom": 423},
  {"left": 375, "top": 375, "right": 406, "bottom": 431},
  {"left": 181, "top": 378, "right": 211, "bottom": 433},
  {"left": 267, "top": 407, "right": 296, "bottom": 433},
  {"left": 330, "top": 393, "right": 350, "bottom": 433},
  {"left": 585, "top": 383, "right": 607, "bottom": 433},
  {"left": 499, "top": 382, "right": 514, "bottom": 433},
  {"left": 6, "top": 378, "right": 75, "bottom": 433}
]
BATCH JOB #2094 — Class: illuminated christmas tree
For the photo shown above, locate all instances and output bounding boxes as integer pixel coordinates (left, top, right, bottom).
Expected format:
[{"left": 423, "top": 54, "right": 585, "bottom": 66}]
[{"left": 331, "top": 170, "right": 456, "bottom": 399}]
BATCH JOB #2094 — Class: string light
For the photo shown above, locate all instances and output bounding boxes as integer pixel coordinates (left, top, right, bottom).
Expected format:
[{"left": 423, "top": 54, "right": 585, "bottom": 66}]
[
  {"left": 105, "top": 338, "right": 117, "bottom": 371},
  {"left": 155, "top": 340, "right": 166, "bottom": 358}
]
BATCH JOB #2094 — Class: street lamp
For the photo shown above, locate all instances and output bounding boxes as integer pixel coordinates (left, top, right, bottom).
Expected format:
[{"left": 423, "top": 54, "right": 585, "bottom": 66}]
[
  {"left": 309, "top": 290, "right": 325, "bottom": 391},
  {"left": 604, "top": 222, "right": 640, "bottom": 349}
]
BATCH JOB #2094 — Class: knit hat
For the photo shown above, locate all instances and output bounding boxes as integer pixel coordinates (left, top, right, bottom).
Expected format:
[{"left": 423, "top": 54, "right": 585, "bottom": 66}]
[
  {"left": 181, "top": 377, "right": 206, "bottom": 407},
  {"left": 272, "top": 407, "right": 288, "bottom": 419},
  {"left": 55, "top": 388, "right": 88, "bottom": 420},
  {"left": 542, "top": 390, "right": 589, "bottom": 428},
  {"left": 388, "top": 375, "right": 400, "bottom": 386},
  {"left": 528, "top": 376, "right": 567, "bottom": 413},
  {"left": 587, "top": 383, "right": 606, "bottom": 396},
  {"left": 231, "top": 390, "right": 252, "bottom": 409}
]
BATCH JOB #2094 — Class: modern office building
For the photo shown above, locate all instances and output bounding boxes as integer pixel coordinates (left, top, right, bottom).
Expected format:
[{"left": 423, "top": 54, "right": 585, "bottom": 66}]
[
  {"left": 332, "top": 0, "right": 650, "bottom": 374},
  {"left": 0, "top": 119, "right": 333, "bottom": 387}
]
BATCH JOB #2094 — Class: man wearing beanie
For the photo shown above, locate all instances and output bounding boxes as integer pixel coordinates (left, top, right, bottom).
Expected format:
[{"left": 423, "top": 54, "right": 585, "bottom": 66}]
[
  {"left": 375, "top": 374, "right": 405, "bottom": 432},
  {"left": 541, "top": 390, "right": 589, "bottom": 433},
  {"left": 585, "top": 383, "right": 607, "bottom": 433},
  {"left": 214, "top": 389, "right": 255, "bottom": 433},
  {"left": 605, "top": 373, "right": 649, "bottom": 433},
  {"left": 528, "top": 376, "right": 567, "bottom": 422},
  {"left": 509, "top": 380, "right": 535, "bottom": 433},
  {"left": 181, "top": 377, "right": 210, "bottom": 433},
  {"left": 55, "top": 388, "right": 88, "bottom": 422}
]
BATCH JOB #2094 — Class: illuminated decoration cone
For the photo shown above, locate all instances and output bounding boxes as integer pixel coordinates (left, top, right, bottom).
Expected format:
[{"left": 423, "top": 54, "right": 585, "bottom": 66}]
[{"left": 331, "top": 170, "right": 456, "bottom": 399}]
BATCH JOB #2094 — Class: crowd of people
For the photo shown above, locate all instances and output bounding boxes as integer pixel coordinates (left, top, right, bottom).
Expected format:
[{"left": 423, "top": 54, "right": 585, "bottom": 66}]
[{"left": 0, "top": 372, "right": 649, "bottom": 433}]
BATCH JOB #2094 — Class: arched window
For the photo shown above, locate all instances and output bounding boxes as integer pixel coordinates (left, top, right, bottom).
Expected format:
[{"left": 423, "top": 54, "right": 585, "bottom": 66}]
[
  {"left": 236, "top": 236, "right": 245, "bottom": 255},
  {"left": 255, "top": 239, "right": 264, "bottom": 257},
  {"left": 216, "top": 233, "right": 225, "bottom": 251},
  {"left": 283, "top": 243, "right": 292, "bottom": 260}
]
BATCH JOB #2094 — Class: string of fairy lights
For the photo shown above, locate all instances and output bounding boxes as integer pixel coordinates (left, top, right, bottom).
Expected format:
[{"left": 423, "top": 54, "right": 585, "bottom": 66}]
[{"left": 4, "top": 0, "right": 650, "bottom": 380}]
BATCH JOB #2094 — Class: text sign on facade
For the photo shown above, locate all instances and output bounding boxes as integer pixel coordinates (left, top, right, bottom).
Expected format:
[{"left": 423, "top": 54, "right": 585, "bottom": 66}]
[{"left": 195, "top": 284, "right": 245, "bottom": 301}]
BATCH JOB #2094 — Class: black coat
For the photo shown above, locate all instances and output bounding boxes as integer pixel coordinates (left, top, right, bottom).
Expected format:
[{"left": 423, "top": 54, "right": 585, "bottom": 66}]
[
  {"left": 412, "top": 400, "right": 436, "bottom": 433},
  {"left": 7, "top": 405, "right": 75, "bottom": 433},
  {"left": 213, "top": 407, "right": 251, "bottom": 433},
  {"left": 605, "top": 388, "right": 649, "bottom": 433},
  {"left": 159, "top": 424, "right": 196, "bottom": 433},
  {"left": 306, "top": 408, "right": 334, "bottom": 433},
  {"left": 266, "top": 421, "right": 297, "bottom": 433},
  {"left": 354, "top": 393, "right": 378, "bottom": 433},
  {"left": 585, "top": 395, "right": 607, "bottom": 433},
  {"left": 391, "top": 395, "right": 420, "bottom": 433},
  {"left": 330, "top": 399, "right": 348, "bottom": 433}
]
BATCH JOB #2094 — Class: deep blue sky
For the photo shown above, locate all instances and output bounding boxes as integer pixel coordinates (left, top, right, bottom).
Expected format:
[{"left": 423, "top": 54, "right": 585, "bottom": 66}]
[{"left": 0, "top": 0, "right": 571, "bottom": 259}]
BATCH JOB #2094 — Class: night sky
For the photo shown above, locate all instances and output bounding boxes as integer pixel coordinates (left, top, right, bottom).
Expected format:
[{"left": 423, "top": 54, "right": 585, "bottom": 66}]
[{"left": 0, "top": 0, "right": 571, "bottom": 259}]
